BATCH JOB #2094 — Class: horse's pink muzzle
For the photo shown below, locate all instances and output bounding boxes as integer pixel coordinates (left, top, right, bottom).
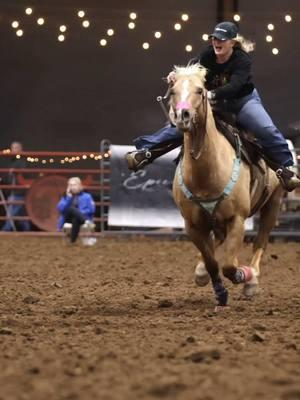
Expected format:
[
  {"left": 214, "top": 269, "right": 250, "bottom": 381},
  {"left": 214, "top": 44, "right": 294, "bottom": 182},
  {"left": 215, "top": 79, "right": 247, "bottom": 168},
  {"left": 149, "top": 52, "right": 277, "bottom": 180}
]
[{"left": 176, "top": 101, "right": 192, "bottom": 111}]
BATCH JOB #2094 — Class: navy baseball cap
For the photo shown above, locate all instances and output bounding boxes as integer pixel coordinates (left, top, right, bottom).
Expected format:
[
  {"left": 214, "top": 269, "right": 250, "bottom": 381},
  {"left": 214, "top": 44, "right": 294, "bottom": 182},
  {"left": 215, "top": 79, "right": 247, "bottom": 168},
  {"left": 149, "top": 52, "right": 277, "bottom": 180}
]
[{"left": 209, "top": 21, "right": 238, "bottom": 41}]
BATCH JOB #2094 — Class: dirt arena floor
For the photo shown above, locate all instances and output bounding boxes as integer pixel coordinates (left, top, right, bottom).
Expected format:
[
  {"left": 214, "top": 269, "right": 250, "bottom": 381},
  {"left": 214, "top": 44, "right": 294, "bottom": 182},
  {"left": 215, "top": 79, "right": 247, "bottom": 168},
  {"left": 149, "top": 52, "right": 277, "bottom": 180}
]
[{"left": 0, "top": 236, "right": 299, "bottom": 400}]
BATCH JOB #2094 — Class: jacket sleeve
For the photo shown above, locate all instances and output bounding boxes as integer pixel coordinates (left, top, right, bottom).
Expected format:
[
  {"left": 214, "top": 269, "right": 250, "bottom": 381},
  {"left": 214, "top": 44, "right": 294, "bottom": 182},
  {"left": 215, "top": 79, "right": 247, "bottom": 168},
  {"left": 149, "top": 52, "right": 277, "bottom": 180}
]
[
  {"left": 80, "top": 194, "right": 96, "bottom": 215},
  {"left": 213, "top": 56, "right": 252, "bottom": 100},
  {"left": 57, "top": 195, "right": 73, "bottom": 213}
]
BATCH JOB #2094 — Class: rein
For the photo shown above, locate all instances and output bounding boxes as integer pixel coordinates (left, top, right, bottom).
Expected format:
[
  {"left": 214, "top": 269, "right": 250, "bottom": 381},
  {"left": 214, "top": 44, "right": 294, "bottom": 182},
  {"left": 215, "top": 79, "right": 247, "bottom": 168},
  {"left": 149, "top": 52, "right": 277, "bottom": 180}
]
[
  {"left": 190, "top": 90, "right": 208, "bottom": 160},
  {"left": 156, "top": 87, "right": 173, "bottom": 125}
]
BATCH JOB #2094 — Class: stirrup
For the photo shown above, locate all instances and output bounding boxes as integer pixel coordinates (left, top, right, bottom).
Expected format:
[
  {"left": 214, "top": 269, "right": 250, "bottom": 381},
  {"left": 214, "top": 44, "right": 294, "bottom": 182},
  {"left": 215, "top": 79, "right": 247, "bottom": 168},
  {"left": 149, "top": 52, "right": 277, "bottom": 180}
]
[
  {"left": 125, "top": 150, "right": 152, "bottom": 172},
  {"left": 276, "top": 167, "right": 300, "bottom": 192}
]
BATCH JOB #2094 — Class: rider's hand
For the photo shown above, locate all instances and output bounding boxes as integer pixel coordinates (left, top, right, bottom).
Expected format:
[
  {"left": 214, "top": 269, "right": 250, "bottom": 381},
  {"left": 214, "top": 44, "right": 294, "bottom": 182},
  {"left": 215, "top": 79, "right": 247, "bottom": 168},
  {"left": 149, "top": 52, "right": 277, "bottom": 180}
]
[
  {"left": 207, "top": 91, "right": 217, "bottom": 105},
  {"left": 167, "top": 71, "right": 176, "bottom": 84}
]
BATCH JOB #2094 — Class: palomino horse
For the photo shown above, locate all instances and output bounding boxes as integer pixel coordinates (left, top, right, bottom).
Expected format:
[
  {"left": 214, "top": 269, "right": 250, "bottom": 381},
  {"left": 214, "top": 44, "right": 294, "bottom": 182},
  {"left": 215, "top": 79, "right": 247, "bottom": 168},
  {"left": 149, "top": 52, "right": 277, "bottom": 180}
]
[{"left": 170, "top": 64, "right": 284, "bottom": 309}]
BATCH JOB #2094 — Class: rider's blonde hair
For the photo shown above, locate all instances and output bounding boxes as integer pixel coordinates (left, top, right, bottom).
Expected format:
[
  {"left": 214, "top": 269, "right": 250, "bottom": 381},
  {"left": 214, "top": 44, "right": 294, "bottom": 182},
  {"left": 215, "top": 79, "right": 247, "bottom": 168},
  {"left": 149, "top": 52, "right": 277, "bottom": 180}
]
[{"left": 233, "top": 34, "right": 255, "bottom": 53}]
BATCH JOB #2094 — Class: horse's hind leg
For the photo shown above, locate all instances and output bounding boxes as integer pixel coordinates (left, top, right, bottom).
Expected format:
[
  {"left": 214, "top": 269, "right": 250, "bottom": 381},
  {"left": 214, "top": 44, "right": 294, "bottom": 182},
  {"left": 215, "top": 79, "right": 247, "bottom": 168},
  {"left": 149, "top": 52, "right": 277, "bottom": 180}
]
[
  {"left": 195, "top": 253, "right": 211, "bottom": 287},
  {"left": 186, "top": 223, "right": 228, "bottom": 307},
  {"left": 245, "top": 186, "right": 283, "bottom": 296}
]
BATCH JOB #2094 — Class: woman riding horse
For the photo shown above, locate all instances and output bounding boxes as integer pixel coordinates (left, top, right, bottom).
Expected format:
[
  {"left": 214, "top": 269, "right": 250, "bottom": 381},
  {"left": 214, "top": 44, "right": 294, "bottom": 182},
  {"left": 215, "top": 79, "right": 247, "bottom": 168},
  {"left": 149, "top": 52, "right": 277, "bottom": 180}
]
[
  {"left": 126, "top": 21, "right": 300, "bottom": 192},
  {"left": 170, "top": 62, "right": 283, "bottom": 309}
]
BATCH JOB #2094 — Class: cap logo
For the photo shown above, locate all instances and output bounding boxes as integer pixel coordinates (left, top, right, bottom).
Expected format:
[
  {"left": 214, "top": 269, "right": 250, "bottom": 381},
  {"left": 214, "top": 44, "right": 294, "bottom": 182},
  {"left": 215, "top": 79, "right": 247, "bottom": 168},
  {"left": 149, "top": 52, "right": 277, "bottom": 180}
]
[{"left": 216, "top": 28, "right": 227, "bottom": 32}]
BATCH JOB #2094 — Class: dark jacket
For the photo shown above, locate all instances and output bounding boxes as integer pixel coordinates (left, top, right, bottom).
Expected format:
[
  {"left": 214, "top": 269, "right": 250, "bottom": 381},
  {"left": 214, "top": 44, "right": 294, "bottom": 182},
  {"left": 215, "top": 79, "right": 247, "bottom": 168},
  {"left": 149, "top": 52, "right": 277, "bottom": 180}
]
[
  {"left": 192, "top": 45, "right": 255, "bottom": 100},
  {"left": 1, "top": 156, "right": 27, "bottom": 196}
]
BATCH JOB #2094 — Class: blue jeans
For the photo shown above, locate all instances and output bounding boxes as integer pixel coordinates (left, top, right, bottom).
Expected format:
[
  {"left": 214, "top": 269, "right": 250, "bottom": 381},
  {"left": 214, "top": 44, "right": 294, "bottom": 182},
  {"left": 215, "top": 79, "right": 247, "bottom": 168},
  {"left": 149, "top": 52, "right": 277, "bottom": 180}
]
[
  {"left": 1, "top": 194, "right": 31, "bottom": 231},
  {"left": 134, "top": 89, "right": 293, "bottom": 167}
]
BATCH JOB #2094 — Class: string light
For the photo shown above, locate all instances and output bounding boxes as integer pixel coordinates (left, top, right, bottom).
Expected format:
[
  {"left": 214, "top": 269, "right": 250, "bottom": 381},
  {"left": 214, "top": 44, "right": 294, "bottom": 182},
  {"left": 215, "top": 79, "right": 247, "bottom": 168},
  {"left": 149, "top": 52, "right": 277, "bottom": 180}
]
[
  {"left": 185, "top": 44, "right": 192, "bottom": 52},
  {"left": 1, "top": 150, "right": 109, "bottom": 164},
  {"left": 233, "top": 14, "right": 241, "bottom": 22},
  {"left": 202, "top": 34, "right": 209, "bottom": 41},
  {"left": 78, "top": 10, "right": 85, "bottom": 18},
  {"left": 267, "top": 23, "right": 274, "bottom": 31},
  {"left": 174, "top": 23, "right": 182, "bottom": 31},
  {"left": 130, "top": 12, "right": 137, "bottom": 20},
  {"left": 60, "top": 25, "right": 67, "bottom": 32},
  {"left": 154, "top": 31, "right": 162, "bottom": 39},
  {"left": 16, "top": 29, "right": 24, "bottom": 37},
  {"left": 37, "top": 18, "right": 45, "bottom": 25},
  {"left": 128, "top": 22, "right": 135, "bottom": 29},
  {"left": 107, "top": 29, "right": 114, "bottom": 36},
  {"left": 142, "top": 42, "right": 150, "bottom": 50},
  {"left": 58, "top": 34, "right": 65, "bottom": 42},
  {"left": 82, "top": 20, "right": 90, "bottom": 28},
  {"left": 25, "top": 7, "right": 33, "bottom": 15},
  {"left": 12, "top": 21, "right": 19, "bottom": 29},
  {"left": 285, "top": 15, "right": 292, "bottom": 22},
  {"left": 99, "top": 39, "right": 107, "bottom": 46},
  {"left": 272, "top": 48, "right": 279, "bottom": 55},
  {"left": 266, "top": 35, "right": 273, "bottom": 42},
  {"left": 181, "top": 14, "right": 189, "bottom": 22}
]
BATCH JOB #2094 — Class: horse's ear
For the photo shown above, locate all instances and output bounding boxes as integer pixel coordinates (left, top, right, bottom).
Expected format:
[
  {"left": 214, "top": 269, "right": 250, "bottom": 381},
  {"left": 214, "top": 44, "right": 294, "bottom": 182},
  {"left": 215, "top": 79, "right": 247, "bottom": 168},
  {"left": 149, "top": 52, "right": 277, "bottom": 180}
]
[{"left": 198, "top": 66, "right": 207, "bottom": 83}]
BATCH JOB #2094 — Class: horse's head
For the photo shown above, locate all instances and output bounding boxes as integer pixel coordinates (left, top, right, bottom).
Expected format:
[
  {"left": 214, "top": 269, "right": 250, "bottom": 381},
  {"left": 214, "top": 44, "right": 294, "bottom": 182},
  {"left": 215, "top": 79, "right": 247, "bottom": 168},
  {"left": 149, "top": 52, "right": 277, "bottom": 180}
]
[{"left": 169, "top": 64, "right": 207, "bottom": 131}]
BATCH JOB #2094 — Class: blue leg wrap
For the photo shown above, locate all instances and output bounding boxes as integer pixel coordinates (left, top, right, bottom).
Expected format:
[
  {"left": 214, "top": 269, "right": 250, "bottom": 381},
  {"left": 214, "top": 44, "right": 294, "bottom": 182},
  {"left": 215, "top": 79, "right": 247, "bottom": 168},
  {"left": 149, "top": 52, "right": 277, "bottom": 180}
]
[{"left": 212, "top": 278, "right": 228, "bottom": 306}]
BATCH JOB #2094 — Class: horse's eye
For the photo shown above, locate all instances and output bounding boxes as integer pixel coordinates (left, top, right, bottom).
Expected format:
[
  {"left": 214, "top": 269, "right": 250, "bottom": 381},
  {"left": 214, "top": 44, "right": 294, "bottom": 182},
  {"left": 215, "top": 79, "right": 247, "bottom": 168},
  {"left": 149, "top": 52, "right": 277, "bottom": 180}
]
[{"left": 196, "top": 88, "right": 203, "bottom": 95}]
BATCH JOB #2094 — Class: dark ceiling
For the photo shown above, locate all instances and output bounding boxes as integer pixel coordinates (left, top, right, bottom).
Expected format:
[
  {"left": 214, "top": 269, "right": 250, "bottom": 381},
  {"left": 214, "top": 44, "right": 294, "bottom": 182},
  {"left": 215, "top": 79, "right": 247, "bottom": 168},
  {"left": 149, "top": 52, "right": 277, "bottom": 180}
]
[{"left": 0, "top": 0, "right": 299, "bottom": 151}]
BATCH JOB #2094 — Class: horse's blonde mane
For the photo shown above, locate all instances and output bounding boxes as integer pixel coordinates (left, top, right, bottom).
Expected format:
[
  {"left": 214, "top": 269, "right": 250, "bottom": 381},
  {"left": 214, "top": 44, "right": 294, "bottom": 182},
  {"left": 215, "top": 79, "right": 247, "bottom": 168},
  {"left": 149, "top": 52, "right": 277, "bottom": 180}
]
[{"left": 174, "top": 64, "right": 207, "bottom": 84}]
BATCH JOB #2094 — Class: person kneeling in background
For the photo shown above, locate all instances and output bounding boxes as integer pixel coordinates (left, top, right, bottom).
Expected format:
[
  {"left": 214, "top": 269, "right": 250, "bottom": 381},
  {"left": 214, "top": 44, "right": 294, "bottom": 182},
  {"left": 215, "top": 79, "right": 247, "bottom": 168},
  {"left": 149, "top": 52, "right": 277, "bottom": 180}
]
[{"left": 57, "top": 177, "right": 96, "bottom": 245}]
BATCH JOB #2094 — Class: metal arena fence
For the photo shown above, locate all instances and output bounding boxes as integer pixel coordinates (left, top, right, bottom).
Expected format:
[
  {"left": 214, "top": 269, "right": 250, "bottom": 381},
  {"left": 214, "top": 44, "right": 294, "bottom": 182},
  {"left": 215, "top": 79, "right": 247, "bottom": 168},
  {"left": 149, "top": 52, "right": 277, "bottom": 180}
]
[{"left": 0, "top": 139, "right": 299, "bottom": 239}]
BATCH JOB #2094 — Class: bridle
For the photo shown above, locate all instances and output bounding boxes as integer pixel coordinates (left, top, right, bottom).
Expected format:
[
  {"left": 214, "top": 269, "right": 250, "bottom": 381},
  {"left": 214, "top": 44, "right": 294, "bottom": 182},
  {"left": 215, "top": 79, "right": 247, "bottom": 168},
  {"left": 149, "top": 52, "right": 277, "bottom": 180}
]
[
  {"left": 188, "top": 89, "right": 208, "bottom": 160},
  {"left": 157, "top": 82, "right": 208, "bottom": 160}
]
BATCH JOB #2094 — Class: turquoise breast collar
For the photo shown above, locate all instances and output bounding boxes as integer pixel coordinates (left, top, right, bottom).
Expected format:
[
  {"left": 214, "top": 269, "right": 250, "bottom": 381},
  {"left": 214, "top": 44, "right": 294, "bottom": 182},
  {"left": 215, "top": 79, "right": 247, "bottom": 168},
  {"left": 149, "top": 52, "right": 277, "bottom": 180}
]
[{"left": 177, "top": 133, "right": 242, "bottom": 216}]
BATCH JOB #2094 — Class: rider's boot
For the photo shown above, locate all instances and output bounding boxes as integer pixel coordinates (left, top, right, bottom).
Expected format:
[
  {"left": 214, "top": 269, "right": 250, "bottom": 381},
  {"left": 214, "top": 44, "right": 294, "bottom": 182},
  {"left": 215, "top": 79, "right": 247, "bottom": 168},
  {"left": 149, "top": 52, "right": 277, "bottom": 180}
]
[
  {"left": 125, "top": 142, "right": 180, "bottom": 172},
  {"left": 276, "top": 166, "right": 300, "bottom": 192}
]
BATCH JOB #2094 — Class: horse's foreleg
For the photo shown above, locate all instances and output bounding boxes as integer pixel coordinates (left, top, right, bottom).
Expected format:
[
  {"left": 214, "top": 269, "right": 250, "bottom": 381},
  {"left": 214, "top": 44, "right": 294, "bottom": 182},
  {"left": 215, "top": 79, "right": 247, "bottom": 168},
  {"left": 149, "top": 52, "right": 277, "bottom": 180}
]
[
  {"left": 221, "top": 215, "right": 258, "bottom": 290},
  {"left": 186, "top": 224, "right": 228, "bottom": 307}
]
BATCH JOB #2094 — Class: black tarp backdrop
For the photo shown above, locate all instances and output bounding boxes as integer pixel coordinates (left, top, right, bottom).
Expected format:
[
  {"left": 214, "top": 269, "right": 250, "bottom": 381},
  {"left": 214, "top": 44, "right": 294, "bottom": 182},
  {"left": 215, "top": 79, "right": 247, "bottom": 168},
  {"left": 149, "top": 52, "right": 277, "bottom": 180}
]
[{"left": 0, "top": 0, "right": 299, "bottom": 151}]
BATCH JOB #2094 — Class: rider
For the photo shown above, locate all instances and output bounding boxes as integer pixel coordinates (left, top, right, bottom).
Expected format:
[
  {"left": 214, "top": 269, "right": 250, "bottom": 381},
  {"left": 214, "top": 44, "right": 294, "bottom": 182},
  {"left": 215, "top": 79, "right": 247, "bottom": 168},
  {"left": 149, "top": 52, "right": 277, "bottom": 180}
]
[{"left": 126, "top": 21, "right": 300, "bottom": 192}]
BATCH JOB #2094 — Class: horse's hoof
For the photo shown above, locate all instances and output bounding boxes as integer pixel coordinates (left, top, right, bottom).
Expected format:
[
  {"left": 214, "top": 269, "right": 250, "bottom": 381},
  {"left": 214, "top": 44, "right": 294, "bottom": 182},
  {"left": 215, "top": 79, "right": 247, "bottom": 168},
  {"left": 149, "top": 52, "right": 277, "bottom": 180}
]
[
  {"left": 195, "top": 273, "right": 210, "bottom": 287},
  {"left": 243, "top": 283, "right": 259, "bottom": 298},
  {"left": 195, "top": 262, "right": 210, "bottom": 287}
]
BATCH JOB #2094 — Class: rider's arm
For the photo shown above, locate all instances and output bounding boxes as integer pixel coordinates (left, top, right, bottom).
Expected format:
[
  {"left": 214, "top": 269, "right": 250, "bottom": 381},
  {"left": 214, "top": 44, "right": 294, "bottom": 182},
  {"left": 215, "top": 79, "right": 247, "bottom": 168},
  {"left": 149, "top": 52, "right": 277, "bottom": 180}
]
[{"left": 212, "top": 56, "right": 252, "bottom": 100}]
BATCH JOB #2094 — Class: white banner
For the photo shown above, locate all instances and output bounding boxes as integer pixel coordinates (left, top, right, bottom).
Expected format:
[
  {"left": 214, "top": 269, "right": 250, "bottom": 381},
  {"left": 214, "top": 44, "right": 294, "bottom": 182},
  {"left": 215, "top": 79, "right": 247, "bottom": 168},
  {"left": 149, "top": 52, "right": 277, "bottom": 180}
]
[{"left": 108, "top": 145, "right": 184, "bottom": 228}]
